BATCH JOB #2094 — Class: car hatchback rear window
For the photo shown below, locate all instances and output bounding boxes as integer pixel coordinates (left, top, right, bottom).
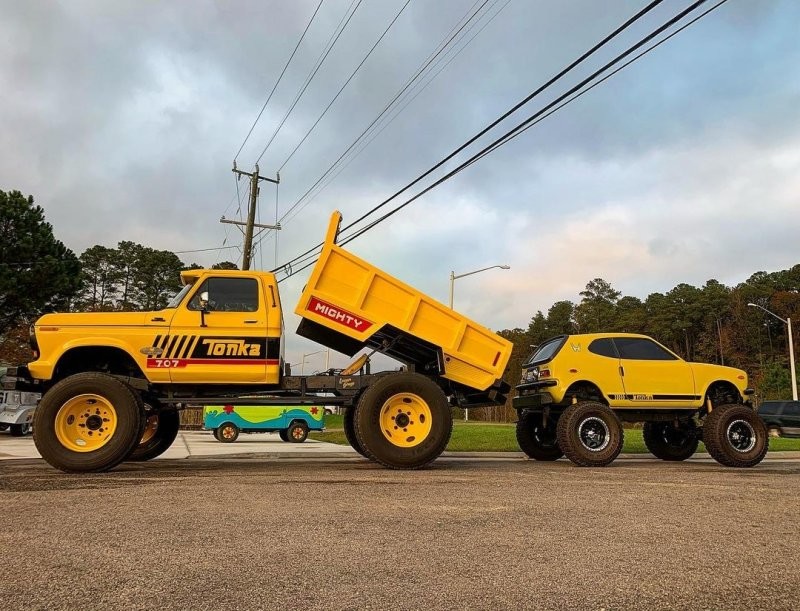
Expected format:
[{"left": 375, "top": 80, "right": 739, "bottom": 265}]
[
  {"left": 758, "top": 402, "right": 782, "bottom": 415},
  {"left": 524, "top": 336, "right": 566, "bottom": 365}
]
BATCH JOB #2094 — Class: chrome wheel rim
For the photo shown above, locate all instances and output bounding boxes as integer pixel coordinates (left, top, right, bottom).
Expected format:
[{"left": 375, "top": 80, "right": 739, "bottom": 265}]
[
  {"left": 726, "top": 419, "right": 756, "bottom": 453},
  {"left": 578, "top": 416, "right": 610, "bottom": 452}
]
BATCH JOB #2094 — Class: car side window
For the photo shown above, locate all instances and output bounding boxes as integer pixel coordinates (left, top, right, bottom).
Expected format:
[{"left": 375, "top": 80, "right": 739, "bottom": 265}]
[
  {"left": 187, "top": 277, "right": 259, "bottom": 312},
  {"left": 615, "top": 337, "right": 677, "bottom": 361},
  {"left": 784, "top": 402, "right": 800, "bottom": 416},
  {"left": 758, "top": 402, "right": 781, "bottom": 415},
  {"left": 588, "top": 338, "right": 618, "bottom": 358}
]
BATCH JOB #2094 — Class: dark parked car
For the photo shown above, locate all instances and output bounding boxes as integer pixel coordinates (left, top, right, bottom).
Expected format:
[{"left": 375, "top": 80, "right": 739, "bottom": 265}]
[{"left": 758, "top": 401, "right": 800, "bottom": 438}]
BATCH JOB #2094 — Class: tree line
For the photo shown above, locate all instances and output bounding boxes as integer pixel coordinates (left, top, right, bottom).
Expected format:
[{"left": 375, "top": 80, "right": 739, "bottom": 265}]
[{"left": 2, "top": 189, "right": 798, "bottom": 409}]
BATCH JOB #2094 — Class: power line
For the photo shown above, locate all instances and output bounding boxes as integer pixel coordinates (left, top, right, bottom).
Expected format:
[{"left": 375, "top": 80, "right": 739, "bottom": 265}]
[
  {"left": 277, "top": 0, "right": 413, "bottom": 173},
  {"left": 338, "top": 0, "right": 721, "bottom": 246},
  {"left": 233, "top": 0, "right": 325, "bottom": 163},
  {"left": 272, "top": 0, "right": 667, "bottom": 276},
  {"left": 254, "top": 0, "right": 364, "bottom": 165},
  {"left": 273, "top": 0, "right": 494, "bottom": 229},
  {"left": 276, "top": 0, "right": 511, "bottom": 231}
]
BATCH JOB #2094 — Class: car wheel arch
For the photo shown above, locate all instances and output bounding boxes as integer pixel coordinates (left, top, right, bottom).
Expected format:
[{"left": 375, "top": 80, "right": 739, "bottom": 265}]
[{"left": 564, "top": 380, "right": 608, "bottom": 405}]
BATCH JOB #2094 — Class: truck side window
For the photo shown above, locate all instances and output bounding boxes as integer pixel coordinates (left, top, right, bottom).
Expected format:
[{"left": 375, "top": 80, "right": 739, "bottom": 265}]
[
  {"left": 187, "top": 278, "right": 259, "bottom": 312},
  {"left": 614, "top": 337, "right": 677, "bottom": 361}
]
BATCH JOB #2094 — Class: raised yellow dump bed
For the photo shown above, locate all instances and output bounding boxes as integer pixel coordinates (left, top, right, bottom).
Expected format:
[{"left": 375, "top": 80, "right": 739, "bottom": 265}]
[{"left": 295, "top": 211, "right": 512, "bottom": 395}]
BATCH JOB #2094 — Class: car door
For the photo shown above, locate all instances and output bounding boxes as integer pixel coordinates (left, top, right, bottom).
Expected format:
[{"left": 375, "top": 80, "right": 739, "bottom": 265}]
[
  {"left": 781, "top": 401, "right": 800, "bottom": 436},
  {"left": 614, "top": 337, "right": 696, "bottom": 408},
  {"left": 584, "top": 337, "right": 627, "bottom": 402},
  {"left": 165, "top": 275, "right": 269, "bottom": 383}
]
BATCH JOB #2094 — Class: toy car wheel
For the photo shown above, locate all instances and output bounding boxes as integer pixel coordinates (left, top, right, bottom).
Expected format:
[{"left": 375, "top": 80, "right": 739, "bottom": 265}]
[
  {"left": 10, "top": 423, "right": 31, "bottom": 436},
  {"left": 217, "top": 422, "right": 239, "bottom": 443},
  {"left": 767, "top": 426, "right": 781, "bottom": 438},
  {"left": 516, "top": 411, "right": 563, "bottom": 461},
  {"left": 287, "top": 421, "right": 309, "bottom": 443},
  {"left": 556, "top": 401, "right": 623, "bottom": 467},
  {"left": 278, "top": 429, "right": 289, "bottom": 442},
  {"left": 343, "top": 406, "right": 370, "bottom": 458},
  {"left": 353, "top": 372, "right": 452, "bottom": 470},
  {"left": 33, "top": 372, "right": 145, "bottom": 473},
  {"left": 127, "top": 408, "right": 180, "bottom": 461},
  {"left": 642, "top": 420, "right": 699, "bottom": 461},
  {"left": 702, "top": 404, "right": 768, "bottom": 468},
  {"left": 0, "top": 423, "right": 9, "bottom": 431}
]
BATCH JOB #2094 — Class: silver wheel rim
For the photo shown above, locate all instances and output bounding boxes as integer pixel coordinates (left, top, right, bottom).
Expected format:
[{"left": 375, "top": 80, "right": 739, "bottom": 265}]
[
  {"left": 726, "top": 419, "right": 756, "bottom": 453},
  {"left": 578, "top": 416, "right": 610, "bottom": 452}
]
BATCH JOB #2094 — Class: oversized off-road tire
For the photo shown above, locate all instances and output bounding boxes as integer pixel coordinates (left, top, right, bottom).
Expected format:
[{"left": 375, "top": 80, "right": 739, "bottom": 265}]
[
  {"left": 516, "top": 411, "right": 563, "bottom": 461},
  {"left": 127, "top": 408, "right": 180, "bottom": 461},
  {"left": 287, "top": 421, "right": 309, "bottom": 443},
  {"left": 556, "top": 401, "right": 623, "bottom": 467},
  {"left": 353, "top": 373, "right": 452, "bottom": 469},
  {"left": 33, "top": 372, "right": 144, "bottom": 473},
  {"left": 702, "top": 404, "right": 768, "bottom": 468},
  {"left": 217, "top": 422, "right": 239, "bottom": 443},
  {"left": 642, "top": 419, "right": 699, "bottom": 461},
  {"left": 278, "top": 429, "right": 289, "bottom": 442},
  {"left": 10, "top": 423, "right": 31, "bottom": 436},
  {"left": 343, "top": 407, "right": 370, "bottom": 458}
]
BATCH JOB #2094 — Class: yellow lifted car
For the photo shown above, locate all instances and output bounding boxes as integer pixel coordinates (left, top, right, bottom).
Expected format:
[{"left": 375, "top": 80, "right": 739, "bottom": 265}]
[{"left": 513, "top": 333, "right": 767, "bottom": 468}]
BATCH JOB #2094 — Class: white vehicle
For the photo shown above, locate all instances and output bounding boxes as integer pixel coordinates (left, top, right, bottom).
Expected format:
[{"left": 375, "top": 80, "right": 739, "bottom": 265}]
[{"left": 0, "top": 390, "right": 41, "bottom": 436}]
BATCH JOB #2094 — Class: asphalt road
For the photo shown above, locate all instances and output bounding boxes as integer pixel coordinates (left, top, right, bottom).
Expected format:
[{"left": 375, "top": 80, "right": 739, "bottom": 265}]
[{"left": 1, "top": 455, "right": 799, "bottom": 611}]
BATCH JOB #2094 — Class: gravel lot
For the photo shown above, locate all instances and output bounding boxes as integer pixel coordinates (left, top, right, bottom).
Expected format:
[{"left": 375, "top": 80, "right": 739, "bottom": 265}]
[{"left": 1, "top": 455, "right": 799, "bottom": 610}]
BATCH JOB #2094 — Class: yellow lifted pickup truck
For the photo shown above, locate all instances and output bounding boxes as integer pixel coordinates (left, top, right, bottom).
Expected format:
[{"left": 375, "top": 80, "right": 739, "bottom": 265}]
[
  {"left": 6, "top": 211, "right": 512, "bottom": 473},
  {"left": 513, "top": 333, "right": 767, "bottom": 468}
]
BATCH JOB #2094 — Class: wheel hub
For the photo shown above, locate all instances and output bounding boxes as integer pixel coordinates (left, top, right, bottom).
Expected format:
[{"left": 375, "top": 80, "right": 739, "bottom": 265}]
[
  {"left": 726, "top": 419, "right": 756, "bottom": 453},
  {"left": 577, "top": 416, "right": 610, "bottom": 452},
  {"left": 54, "top": 394, "right": 118, "bottom": 453},
  {"left": 379, "top": 393, "right": 432, "bottom": 448}
]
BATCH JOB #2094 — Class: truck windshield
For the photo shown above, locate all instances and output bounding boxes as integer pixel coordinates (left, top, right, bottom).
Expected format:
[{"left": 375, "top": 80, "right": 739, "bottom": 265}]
[
  {"left": 165, "top": 284, "right": 193, "bottom": 309},
  {"left": 524, "top": 336, "right": 566, "bottom": 366}
]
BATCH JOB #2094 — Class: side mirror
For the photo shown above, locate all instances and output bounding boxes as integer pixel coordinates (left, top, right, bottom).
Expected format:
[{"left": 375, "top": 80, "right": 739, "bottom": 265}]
[{"left": 200, "top": 291, "right": 209, "bottom": 310}]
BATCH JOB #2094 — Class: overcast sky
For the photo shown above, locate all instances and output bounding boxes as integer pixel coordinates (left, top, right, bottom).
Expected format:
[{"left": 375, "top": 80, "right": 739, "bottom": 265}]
[{"left": 2, "top": 0, "right": 799, "bottom": 370}]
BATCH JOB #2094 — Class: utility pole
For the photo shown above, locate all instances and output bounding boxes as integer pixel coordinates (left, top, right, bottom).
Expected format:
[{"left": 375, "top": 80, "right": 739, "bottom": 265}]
[{"left": 223, "top": 163, "right": 280, "bottom": 270}]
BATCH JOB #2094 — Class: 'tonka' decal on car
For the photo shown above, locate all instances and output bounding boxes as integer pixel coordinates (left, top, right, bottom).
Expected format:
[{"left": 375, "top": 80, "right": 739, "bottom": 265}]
[{"left": 307, "top": 297, "right": 372, "bottom": 332}]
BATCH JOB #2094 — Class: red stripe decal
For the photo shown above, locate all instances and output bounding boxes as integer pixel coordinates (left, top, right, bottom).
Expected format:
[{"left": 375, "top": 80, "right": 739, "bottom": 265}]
[{"left": 147, "top": 358, "right": 279, "bottom": 369}]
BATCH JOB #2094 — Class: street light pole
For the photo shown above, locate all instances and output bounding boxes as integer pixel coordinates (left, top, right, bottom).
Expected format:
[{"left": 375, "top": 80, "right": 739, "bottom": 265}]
[
  {"left": 449, "top": 265, "right": 510, "bottom": 309},
  {"left": 747, "top": 303, "right": 798, "bottom": 401},
  {"left": 448, "top": 264, "right": 510, "bottom": 421}
]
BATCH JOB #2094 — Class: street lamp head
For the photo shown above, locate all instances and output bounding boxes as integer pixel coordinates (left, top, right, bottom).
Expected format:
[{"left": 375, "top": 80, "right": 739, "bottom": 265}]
[
  {"left": 499, "top": 265, "right": 510, "bottom": 270},
  {"left": 747, "top": 303, "right": 757, "bottom": 308}
]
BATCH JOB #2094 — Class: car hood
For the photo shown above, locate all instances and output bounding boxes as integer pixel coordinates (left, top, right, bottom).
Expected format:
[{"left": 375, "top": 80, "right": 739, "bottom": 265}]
[{"left": 36, "top": 312, "right": 157, "bottom": 327}]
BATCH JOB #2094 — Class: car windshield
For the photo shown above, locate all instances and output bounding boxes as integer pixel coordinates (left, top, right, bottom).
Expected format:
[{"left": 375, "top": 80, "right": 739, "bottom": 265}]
[{"left": 524, "top": 336, "right": 566, "bottom": 366}]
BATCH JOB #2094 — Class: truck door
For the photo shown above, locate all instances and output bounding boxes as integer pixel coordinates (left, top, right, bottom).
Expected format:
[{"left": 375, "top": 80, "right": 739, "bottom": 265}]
[
  {"left": 614, "top": 337, "right": 696, "bottom": 407},
  {"left": 165, "top": 276, "right": 271, "bottom": 383}
]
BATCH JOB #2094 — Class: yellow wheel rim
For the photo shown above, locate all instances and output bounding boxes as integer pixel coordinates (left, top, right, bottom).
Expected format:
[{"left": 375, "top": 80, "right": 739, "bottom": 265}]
[
  {"left": 139, "top": 415, "right": 159, "bottom": 445},
  {"left": 220, "top": 425, "right": 237, "bottom": 441},
  {"left": 379, "top": 392, "right": 432, "bottom": 448},
  {"left": 55, "top": 394, "right": 118, "bottom": 453}
]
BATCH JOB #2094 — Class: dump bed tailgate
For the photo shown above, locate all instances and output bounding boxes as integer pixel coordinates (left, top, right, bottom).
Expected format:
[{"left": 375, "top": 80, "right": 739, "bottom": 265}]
[{"left": 294, "top": 212, "right": 512, "bottom": 393}]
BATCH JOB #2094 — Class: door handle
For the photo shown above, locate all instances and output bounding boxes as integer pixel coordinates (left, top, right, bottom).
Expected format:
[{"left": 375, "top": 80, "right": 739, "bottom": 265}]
[
  {"left": 243, "top": 320, "right": 259, "bottom": 324},
  {"left": 151, "top": 317, "right": 165, "bottom": 322},
  {"left": 619, "top": 365, "right": 624, "bottom": 376}
]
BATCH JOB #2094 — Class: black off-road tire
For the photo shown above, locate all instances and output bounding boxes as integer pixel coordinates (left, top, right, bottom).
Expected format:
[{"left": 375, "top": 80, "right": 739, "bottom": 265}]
[
  {"left": 33, "top": 372, "right": 144, "bottom": 473},
  {"left": 287, "top": 421, "right": 309, "bottom": 443},
  {"left": 556, "top": 401, "right": 623, "bottom": 467},
  {"left": 642, "top": 420, "right": 699, "bottom": 461},
  {"left": 702, "top": 404, "right": 768, "bottom": 468},
  {"left": 127, "top": 409, "right": 180, "bottom": 461},
  {"left": 343, "top": 407, "right": 370, "bottom": 458},
  {"left": 278, "top": 429, "right": 289, "bottom": 442},
  {"left": 10, "top": 423, "right": 31, "bottom": 436},
  {"left": 217, "top": 422, "right": 239, "bottom": 443},
  {"left": 516, "top": 411, "right": 563, "bottom": 461},
  {"left": 353, "top": 373, "right": 452, "bottom": 470}
]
